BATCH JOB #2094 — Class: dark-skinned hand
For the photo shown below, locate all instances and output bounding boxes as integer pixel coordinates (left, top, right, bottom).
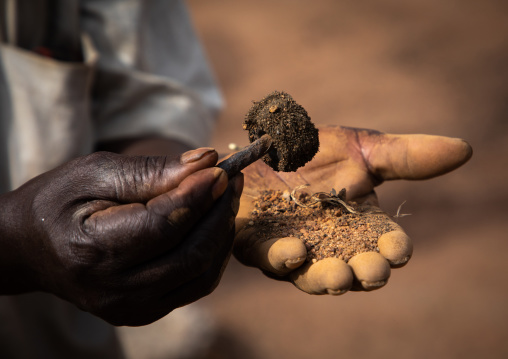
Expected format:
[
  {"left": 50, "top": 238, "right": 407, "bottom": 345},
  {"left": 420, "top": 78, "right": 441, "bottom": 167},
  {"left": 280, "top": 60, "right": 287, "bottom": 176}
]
[
  {"left": 234, "top": 125, "right": 472, "bottom": 294},
  {"left": 0, "top": 148, "right": 243, "bottom": 326}
]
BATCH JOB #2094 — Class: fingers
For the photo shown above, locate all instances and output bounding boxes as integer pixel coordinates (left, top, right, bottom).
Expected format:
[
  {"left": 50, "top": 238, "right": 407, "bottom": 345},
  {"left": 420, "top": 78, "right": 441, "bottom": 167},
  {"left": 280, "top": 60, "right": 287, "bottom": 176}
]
[
  {"left": 348, "top": 252, "right": 391, "bottom": 291},
  {"left": 288, "top": 239, "right": 409, "bottom": 294},
  {"left": 288, "top": 233, "right": 407, "bottom": 294},
  {"left": 133, "top": 173, "right": 242, "bottom": 288},
  {"left": 236, "top": 210, "right": 413, "bottom": 295},
  {"left": 82, "top": 167, "right": 230, "bottom": 266},
  {"left": 83, "top": 147, "right": 219, "bottom": 203},
  {"left": 360, "top": 132, "right": 473, "bottom": 181},
  {"left": 116, "top": 176, "right": 242, "bottom": 326},
  {"left": 246, "top": 233, "right": 404, "bottom": 295},
  {"left": 290, "top": 258, "right": 353, "bottom": 295},
  {"left": 83, "top": 174, "right": 243, "bottom": 326},
  {"left": 289, "top": 251, "right": 394, "bottom": 294},
  {"left": 234, "top": 232, "right": 307, "bottom": 276},
  {"left": 377, "top": 229, "right": 413, "bottom": 267}
]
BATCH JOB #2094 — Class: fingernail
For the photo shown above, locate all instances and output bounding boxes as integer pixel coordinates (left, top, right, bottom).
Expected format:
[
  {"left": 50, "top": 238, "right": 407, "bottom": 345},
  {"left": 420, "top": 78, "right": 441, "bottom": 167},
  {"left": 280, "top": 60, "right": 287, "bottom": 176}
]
[
  {"left": 180, "top": 147, "right": 216, "bottom": 164},
  {"left": 326, "top": 288, "right": 348, "bottom": 296},
  {"left": 212, "top": 168, "right": 228, "bottom": 200},
  {"left": 285, "top": 258, "right": 305, "bottom": 270}
]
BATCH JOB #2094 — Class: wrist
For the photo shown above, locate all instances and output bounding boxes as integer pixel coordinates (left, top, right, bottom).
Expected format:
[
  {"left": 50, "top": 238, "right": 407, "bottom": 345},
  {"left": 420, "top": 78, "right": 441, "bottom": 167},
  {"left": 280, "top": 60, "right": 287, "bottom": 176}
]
[{"left": 0, "top": 189, "right": 41, "bottom": 294}]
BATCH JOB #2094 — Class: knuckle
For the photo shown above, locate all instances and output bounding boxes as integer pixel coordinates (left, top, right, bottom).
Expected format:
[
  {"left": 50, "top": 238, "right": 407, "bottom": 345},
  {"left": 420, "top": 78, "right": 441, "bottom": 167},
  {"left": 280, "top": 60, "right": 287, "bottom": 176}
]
[
  {"left": 165, "top": 207, "right": 194, "bottom": 230},
  {"left": 74, "top": 152, "right": 121, "bottom": 180}
]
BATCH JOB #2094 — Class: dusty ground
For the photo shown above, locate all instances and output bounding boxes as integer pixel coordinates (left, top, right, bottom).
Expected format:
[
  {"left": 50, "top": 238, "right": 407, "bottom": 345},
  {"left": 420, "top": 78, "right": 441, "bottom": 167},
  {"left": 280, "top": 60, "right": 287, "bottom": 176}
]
[{"left": 178, "top": 1, "right": 508, "bottom": 358}]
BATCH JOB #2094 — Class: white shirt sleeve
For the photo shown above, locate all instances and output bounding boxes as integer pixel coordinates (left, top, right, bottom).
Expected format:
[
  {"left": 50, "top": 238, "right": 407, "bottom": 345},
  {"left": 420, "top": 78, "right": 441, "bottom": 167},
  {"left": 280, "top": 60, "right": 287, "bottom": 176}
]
[{"left": 80, "top": 0, "right": 223, "bottom": 148}]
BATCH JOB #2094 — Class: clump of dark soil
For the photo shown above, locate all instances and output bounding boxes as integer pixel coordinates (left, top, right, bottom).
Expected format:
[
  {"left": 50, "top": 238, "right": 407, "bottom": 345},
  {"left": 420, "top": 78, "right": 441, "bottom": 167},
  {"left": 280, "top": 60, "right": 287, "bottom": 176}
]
[
  {"left": 247, "top": 188, "right": 398, "bottom": 262},
  {"left": 243, "top": 91, "right": 320, "bottom": 172}
]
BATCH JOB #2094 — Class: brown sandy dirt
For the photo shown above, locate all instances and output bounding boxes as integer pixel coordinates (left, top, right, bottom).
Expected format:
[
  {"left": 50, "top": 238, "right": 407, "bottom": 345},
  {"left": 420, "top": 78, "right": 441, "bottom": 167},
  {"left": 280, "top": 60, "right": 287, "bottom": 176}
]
[
  {"left": 248, "top": 188, "right": 397, "bottom": 263},
  {"left": 186, "top": 1, "right": 508, "bottom": 358}
]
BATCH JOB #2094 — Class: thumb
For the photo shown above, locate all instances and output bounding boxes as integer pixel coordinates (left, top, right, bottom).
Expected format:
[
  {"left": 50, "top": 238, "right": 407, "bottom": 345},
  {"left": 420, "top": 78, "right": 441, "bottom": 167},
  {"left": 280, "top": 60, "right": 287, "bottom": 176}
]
[
  {"left": 361, "top": 133, "right": 473, "bottom": 181},
  {"left": 86, "top": 148, "right": 219, "bottom": 203}
]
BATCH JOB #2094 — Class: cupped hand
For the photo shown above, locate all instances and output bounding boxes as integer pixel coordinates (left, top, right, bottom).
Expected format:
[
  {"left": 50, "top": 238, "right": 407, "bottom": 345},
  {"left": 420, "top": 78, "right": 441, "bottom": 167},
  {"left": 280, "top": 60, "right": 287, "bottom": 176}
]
[
  {"left": 3, "top": 148, "right": 243, "bottom": 326},
  {"left": 234, "top": 125, "right": 472, "bottom": 295}
]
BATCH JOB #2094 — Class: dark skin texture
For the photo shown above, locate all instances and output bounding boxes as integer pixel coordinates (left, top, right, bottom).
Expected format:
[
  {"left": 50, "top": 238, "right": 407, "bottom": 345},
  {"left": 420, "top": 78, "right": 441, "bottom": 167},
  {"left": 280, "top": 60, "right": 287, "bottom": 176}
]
[{"left": 0, "top": 141, "right": 243, "bottom": 326}]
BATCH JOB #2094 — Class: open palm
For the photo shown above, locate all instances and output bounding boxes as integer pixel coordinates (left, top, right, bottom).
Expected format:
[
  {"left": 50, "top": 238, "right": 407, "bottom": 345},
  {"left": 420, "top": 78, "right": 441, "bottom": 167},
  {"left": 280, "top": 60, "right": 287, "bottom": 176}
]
[{"left": 233, "top": 125, "right": 472, "bottom": 294}]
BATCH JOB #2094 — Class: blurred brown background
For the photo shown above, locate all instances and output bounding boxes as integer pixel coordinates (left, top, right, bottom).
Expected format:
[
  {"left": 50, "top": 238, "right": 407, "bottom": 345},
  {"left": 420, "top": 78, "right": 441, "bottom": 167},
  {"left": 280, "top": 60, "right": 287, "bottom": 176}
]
[{"left": 187, "top": 1, "right": 508, "bottom": 358}]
